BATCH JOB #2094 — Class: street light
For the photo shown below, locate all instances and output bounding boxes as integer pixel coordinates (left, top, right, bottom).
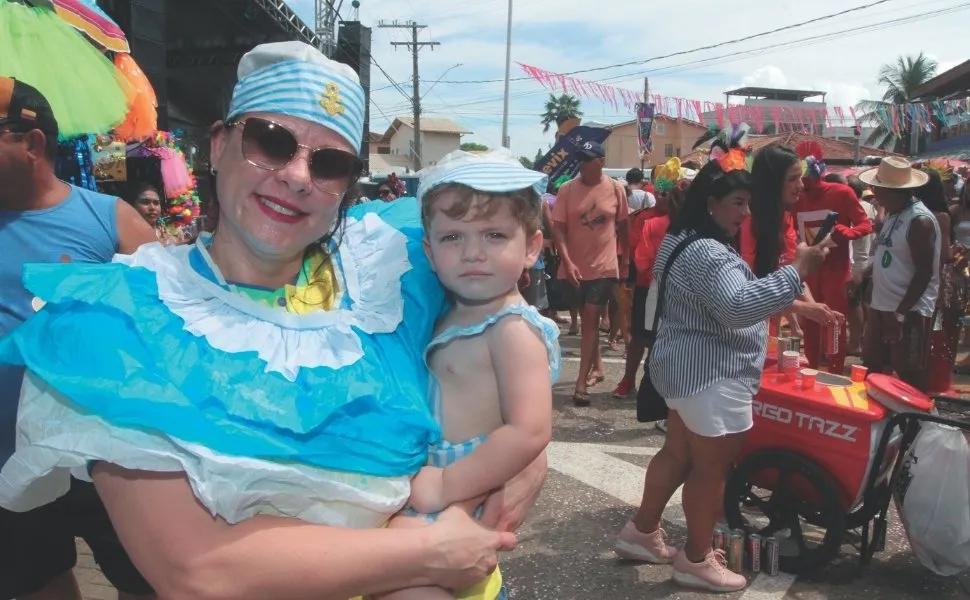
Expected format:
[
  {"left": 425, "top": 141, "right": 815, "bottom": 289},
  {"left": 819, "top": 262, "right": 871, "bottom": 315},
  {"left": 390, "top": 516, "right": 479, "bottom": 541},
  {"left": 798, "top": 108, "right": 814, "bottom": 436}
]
[
  {"left": 421, "top": 63, "right": 463, "bottom": 100},
  {"left": 501, "top": 0, "right": 513, "bottom": 149}
]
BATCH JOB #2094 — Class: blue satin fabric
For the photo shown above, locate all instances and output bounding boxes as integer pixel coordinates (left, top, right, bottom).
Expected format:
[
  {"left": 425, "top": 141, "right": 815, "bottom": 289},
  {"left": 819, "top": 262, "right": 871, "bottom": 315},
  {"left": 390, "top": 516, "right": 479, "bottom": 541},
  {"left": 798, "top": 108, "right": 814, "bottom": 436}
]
[{"left": 0, "top": 198, "right": 444, "bottom": 477}]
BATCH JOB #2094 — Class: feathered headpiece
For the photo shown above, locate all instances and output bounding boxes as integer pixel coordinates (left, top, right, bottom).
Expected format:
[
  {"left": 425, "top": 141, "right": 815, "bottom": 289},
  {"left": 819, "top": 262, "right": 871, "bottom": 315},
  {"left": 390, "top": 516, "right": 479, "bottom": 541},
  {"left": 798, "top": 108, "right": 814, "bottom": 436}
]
[
  {"left": 692, "top": 123, "right": 751, "bottom": 173},
  {"left": 795, "top": 141, "right": 826, "bottom": 179},
  {"left": 653, "top": 157, "right": 687, "bottom": 192},
  {"left": 924, "top": 159, "right": 954, "bottom": 182}
]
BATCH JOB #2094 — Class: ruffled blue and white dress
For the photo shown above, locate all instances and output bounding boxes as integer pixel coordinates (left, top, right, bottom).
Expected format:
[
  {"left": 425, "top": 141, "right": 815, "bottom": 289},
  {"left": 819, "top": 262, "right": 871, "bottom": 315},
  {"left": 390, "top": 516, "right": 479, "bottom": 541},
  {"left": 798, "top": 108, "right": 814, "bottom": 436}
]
[{"left": 0, "top": 198, "right": 445, "bottom": 529}]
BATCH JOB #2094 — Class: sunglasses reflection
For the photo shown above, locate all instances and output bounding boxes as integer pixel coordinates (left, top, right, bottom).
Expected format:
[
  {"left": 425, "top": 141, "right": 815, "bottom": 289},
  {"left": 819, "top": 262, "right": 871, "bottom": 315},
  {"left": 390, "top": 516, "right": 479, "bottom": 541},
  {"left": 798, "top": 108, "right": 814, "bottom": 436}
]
[{"left": 229, "top": 117, "right": 363, "bottom": 192}]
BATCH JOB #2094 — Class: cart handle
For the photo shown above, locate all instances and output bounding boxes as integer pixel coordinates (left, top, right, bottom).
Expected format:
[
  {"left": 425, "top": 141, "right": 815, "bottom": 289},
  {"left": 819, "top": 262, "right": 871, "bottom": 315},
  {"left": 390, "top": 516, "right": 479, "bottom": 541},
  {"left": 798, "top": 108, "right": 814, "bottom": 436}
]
[{"left": 932, "top": 394, "right": 970, "bottom": 409}]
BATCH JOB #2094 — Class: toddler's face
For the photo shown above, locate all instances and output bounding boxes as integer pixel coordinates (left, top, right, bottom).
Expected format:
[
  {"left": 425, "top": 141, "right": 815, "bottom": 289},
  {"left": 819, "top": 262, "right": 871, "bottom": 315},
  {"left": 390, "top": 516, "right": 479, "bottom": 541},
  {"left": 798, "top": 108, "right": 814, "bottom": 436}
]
[{"left": 424, "top": 194, "right": 542, "bottom": 304}]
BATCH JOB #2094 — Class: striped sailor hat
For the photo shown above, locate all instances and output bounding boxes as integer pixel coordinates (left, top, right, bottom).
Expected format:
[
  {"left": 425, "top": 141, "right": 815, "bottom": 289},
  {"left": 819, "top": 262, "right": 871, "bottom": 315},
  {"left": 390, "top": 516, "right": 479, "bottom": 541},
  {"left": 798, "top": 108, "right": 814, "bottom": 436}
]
[
  {"left": 417, "top": 148, "right": 548, "bottom": 202},
  {"left": 227, "top": 41, "right": 365, "bottom": 153}
]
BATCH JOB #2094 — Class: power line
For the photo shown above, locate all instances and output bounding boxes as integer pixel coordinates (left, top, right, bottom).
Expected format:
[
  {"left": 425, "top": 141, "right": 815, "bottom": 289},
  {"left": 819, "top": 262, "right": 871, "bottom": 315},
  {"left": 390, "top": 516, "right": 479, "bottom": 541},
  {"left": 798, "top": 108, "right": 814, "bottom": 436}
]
[
  {"left": 402, "top": 3, "right": 970, "bottom": 115},
  {"left": 424, "top": 0, "right": 899, "bottom": 85}
]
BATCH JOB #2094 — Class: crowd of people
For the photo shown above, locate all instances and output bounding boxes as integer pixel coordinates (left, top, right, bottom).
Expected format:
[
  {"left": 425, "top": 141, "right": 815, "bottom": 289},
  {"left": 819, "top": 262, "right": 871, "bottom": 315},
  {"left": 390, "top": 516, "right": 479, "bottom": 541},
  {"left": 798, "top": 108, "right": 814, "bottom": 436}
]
[{"left": 1, "top": 37, "right": 968, "bottom": 600}]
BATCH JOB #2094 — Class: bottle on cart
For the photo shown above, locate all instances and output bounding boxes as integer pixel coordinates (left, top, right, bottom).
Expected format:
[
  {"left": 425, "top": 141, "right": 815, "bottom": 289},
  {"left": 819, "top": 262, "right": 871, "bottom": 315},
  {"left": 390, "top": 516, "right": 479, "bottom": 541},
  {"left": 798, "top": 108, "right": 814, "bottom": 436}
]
[{"left": 825, "top": 323, "right": 840, "bottom": 356}]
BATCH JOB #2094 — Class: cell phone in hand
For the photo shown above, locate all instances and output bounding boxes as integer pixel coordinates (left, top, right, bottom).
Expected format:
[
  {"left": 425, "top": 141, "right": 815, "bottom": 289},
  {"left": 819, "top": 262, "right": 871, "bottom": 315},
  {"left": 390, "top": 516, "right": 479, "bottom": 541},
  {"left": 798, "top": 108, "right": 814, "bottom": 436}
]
[{"left": 813, "top": 212, "right": 839, "bottom": 246}]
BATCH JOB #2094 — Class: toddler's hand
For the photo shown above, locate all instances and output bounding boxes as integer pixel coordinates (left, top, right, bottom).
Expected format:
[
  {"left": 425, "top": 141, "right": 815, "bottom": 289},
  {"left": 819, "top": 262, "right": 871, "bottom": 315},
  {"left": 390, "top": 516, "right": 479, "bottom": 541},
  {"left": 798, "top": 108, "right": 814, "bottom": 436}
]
[{"left": 408, "top": 466, "right": 447, "bottom": 513}]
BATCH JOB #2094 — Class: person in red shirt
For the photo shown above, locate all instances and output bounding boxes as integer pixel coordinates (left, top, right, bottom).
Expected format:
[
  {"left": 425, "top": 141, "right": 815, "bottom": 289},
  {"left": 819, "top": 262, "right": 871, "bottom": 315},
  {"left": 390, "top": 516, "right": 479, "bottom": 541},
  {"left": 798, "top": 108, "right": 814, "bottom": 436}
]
[
  {"left": 612, "top": 181, "right": 686, "bottom": 398},
  {"left": 791, "top": 153, "right": 873, "bottom": 373}
]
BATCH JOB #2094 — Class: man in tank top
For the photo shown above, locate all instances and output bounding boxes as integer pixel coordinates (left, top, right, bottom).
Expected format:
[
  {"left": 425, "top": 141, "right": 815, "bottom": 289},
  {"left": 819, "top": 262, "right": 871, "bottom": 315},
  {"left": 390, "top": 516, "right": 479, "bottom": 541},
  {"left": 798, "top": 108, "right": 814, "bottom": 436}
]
[
  {"left": 0, "top": 77, "right": 156, "bottom": 600},
  {"left": 857, "top": 157, "right": 940, "bottom": 391}
]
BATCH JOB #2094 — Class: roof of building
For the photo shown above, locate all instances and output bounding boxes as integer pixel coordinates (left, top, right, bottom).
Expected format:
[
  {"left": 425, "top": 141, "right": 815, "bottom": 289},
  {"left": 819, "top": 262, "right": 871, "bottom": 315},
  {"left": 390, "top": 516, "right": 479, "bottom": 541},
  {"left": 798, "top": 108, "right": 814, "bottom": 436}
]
[
  {"left": 367, "top": 131, "right": 386, "bottom": 144},
  {"left": 383, "top": 116, "right": 473, "bottom": 139},
  {"left": 913, "top": 59, "right": 970, "bottom": 99},
  {"left": 724, "top": 87, "right": 826, "bottom": 101},
  {"left": 679, "top": 131, "right": 900, "bottom": 165}
]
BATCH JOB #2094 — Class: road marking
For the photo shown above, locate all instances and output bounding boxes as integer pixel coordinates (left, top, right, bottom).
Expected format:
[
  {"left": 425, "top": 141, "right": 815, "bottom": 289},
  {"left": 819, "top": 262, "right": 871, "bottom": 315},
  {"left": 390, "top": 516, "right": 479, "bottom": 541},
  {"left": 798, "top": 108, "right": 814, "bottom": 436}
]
[
  {"left": 547, "top": 441, "right": 795, "bottom": 599},
  {"left": 561, "top": 356, "right": 627, "bottom": 364}
]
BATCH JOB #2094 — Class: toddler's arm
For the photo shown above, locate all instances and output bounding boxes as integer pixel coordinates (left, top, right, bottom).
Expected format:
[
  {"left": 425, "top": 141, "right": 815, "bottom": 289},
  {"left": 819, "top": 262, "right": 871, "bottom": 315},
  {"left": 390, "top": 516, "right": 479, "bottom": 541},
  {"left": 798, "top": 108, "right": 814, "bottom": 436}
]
[{"left": 413, "top": 315, "right": 553, "bottom": 513}]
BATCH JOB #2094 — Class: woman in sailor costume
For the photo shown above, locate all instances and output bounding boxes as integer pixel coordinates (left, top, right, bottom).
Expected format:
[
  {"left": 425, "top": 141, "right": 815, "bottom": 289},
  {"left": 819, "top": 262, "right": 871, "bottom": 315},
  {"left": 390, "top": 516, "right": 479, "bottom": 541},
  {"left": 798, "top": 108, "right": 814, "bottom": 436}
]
[{"left": 0, "top": 42, "right": 545, "bottom": 600}]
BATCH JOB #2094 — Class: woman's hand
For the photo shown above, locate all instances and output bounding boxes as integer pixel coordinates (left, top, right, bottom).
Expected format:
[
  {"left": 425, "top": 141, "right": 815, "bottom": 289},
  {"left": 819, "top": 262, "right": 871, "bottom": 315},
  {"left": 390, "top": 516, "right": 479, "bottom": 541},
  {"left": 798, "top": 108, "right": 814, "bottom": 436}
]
[
  {"left": 792, "top": 237, "right": 834, "bottom": 281},
  {"left": 798, "top": 302, "right": 843, "bottom": 327},
  {"left": 408, "top": 466, "right": 447, "bottom": 514},
  {"left": 425, "top": 507, "right": 516, "bottom": 590}
]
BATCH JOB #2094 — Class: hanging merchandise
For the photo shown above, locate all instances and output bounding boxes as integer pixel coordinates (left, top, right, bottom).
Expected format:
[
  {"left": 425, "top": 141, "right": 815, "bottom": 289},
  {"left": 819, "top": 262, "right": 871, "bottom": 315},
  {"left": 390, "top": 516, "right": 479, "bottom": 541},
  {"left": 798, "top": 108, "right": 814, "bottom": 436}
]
[
  {"left": 55, "top": 136, "right": 97, "bottom": 191},
  {"left": 154, "top": 131, "right": 202, "bottom": 228},
  {"left": 0, "top": 1, "right": 133, "bottom": 138},
  {"left": 112, "top": 54, "right": 158, "bottom": 142},
  {"left": 636, "top": 102, "right": 655, "bottom": 155},
  {"left": 91, "top": 134, "right": 128, "bottom": 181},
  {"left": 48, "top": 0, "right": 130, "bottom": 53}
]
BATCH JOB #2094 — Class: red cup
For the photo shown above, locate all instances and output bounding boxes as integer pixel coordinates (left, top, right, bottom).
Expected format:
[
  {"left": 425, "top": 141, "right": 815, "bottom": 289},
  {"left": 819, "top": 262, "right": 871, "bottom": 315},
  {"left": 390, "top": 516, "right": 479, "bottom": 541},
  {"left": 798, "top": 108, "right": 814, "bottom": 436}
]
[
  {"left": 851, "top": 364, "right": 868, "bottom": 382},
  {"left": 801, "top": 368, "right": 818, "bottom": 390}
]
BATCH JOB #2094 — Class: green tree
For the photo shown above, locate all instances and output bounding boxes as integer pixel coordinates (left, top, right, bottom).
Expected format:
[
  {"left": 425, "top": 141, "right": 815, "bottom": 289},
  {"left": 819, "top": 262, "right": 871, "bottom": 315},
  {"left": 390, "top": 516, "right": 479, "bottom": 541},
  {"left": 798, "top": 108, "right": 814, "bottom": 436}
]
[
  {"left": 855, "top": 52, "right": 938, "bottom": 153},
  {"left": 533, "top": 148, "right": 546, "bottom": 166},
  {"left": 540, "top": 93, "right": 583, "bottom": 134},
  {"left": 518, "top": 156, "right": 534, "bottom": 169},
  {"left": 460, "top": 142, "right": 489, "bottom": 151}
]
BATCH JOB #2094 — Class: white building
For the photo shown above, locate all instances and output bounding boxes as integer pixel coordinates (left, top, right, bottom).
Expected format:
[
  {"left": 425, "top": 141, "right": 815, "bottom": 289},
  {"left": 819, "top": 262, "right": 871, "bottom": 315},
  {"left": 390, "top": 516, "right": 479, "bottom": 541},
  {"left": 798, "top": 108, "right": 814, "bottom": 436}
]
[
  {"left": 373, "top": 116, "right": 472, "bottom": 172},
  {"left": 701, "top": 87, "right": 874, "bottom": 141}
]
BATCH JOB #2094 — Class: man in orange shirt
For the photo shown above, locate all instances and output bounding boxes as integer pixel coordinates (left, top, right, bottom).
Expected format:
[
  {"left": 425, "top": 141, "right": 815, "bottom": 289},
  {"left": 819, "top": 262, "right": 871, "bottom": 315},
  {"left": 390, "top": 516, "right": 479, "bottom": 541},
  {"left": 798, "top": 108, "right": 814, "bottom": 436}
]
[{"left": 553, "top": 141, "right": 630, "bottom": 405}]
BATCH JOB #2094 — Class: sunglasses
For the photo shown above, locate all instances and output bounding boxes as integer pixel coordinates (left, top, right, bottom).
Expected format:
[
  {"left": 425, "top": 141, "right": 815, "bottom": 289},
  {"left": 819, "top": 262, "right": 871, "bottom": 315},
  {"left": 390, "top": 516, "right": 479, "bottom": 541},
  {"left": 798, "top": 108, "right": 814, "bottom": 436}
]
[{"left": 228, "top": 117, "right": 363, "bottom": 190}]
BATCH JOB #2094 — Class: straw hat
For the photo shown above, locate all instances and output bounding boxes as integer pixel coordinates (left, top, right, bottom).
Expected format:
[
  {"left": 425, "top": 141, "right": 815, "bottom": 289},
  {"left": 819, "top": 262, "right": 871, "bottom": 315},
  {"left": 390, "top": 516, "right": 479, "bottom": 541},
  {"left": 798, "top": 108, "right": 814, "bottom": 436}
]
[{"left": 858, "top": 156, "right": 929, "bottom": 189}]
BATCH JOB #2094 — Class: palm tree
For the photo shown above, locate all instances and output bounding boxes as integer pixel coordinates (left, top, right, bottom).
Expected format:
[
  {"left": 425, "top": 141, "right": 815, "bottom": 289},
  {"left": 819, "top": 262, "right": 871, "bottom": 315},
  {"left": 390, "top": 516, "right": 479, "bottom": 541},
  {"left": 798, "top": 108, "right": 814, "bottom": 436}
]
[
  {"left": 541, "top": 93, "right": 583, "bottom": 134},
  {"left": 855, "top": 53, "right": 938, "bottom": 153}
]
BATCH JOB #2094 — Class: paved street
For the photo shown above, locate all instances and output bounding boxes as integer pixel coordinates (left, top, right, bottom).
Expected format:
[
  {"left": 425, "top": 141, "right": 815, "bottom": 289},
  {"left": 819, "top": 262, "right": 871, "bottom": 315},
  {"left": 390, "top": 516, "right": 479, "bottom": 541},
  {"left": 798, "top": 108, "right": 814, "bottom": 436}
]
[{"left": 75, "top": 326, "right": 970, "bottom": 599}]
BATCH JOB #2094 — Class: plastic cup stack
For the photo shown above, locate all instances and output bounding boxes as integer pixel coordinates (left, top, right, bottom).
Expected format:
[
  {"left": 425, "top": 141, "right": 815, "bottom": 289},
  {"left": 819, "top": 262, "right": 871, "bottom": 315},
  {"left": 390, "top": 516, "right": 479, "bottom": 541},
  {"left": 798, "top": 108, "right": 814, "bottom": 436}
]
[
  {"left": 851, "top": 364, "right": 868, "bottom": 382},
  {"left": 800, "top": 368, "right": 817, "bottom": 390}
]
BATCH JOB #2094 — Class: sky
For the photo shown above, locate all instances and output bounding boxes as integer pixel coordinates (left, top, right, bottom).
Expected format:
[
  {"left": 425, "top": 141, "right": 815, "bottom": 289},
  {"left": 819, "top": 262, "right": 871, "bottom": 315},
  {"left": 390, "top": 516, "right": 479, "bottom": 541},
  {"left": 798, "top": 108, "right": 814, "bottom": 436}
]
[{"left": 286, "top": 0, "right": 966, "bottom": 161}]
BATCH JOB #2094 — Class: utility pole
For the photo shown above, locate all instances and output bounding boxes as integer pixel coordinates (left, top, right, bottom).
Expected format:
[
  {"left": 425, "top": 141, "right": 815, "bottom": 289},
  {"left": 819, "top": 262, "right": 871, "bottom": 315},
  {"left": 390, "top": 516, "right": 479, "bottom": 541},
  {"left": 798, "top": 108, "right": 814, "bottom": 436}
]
[
  {"left": 500, "top": 0, "right": 513, "bottom": 148},
  {"left": 378, "top": 20, "right": 439, "bottom": 170},
  {"left": 641, "top": 77, "right": 649, "bottom": 170}
]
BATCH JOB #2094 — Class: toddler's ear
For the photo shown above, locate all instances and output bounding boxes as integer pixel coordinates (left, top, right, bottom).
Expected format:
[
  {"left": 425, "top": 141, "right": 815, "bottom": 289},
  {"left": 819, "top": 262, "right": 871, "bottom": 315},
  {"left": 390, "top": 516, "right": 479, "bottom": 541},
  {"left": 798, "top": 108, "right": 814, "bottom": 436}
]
[
  {"left": 524, "top": 230, "right": 543, "bottom": 267},
  {"left": 422, "top": 236, "right": 436, "bottom": 272}
]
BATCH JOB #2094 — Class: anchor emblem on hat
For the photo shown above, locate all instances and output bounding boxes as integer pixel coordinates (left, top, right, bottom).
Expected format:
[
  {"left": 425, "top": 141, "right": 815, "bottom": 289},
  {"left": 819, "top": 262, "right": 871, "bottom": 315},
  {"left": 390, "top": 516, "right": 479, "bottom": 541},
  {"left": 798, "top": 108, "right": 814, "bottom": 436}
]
[{"left": 320, "top": 82, "right": 345, "bottom": 117}]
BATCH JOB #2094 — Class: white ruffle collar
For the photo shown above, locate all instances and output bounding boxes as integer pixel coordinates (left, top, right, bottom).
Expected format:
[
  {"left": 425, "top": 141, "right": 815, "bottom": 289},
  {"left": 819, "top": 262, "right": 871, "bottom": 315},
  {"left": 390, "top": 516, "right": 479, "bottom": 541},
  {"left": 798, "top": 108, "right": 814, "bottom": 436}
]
[{"left": 116, "top": 213, "right": 411, "bottom": 380}]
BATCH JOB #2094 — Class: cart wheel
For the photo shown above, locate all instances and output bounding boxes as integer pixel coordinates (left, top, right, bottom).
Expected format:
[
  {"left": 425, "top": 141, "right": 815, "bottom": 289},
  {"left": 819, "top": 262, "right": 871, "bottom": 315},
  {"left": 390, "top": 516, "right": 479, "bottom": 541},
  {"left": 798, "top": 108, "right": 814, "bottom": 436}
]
[{"left": 725, "top": 450, "right": 847, "bottom": 575}]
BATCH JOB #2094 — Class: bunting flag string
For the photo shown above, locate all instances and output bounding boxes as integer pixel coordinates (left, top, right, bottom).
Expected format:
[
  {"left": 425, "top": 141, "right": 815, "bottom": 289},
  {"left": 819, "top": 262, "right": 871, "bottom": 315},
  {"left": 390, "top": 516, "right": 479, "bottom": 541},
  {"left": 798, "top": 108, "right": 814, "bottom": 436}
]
[{"left": 518, "top": 62, "right": 970, "bottom": 139}]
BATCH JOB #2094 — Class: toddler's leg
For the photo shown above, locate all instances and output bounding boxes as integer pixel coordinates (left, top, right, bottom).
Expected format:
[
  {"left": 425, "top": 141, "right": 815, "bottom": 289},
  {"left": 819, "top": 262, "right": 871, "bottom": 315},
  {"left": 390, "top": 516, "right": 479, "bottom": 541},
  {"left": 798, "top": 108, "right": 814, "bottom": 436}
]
[{"left": 372, "top": 514, "right": 455, "bottom": 600}]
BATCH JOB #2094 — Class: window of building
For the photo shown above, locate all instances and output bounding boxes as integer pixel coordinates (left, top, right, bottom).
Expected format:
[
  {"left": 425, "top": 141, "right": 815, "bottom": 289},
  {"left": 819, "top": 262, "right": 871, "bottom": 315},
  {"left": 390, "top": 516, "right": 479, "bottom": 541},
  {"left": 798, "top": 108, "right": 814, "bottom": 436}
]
[
  {"left": 377, "top": 147, "right": 390, "bottom": 155},
  {"left": 664, "top": 143, "right": 674, "bottom": 157},
  {"left": 655, "top": 122, "right": 666, "bottom": 135}
]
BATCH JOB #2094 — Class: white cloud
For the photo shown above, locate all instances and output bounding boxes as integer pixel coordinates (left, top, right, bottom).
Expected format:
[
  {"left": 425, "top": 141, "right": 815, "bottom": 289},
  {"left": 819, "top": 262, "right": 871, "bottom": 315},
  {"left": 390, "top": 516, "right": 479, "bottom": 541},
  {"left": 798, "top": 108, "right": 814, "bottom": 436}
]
[{"left": 282, "top": 0, "right": 969, "bottom": 158}]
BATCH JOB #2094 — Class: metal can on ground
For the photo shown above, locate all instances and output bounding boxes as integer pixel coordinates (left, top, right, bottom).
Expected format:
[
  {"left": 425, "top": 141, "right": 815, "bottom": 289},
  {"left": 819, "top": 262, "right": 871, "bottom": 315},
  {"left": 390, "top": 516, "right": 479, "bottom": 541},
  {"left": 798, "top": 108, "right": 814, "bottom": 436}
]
[
  {"left": 713, "top": 526, "right": 728, "bottom": 552},
  {"left": 776, "top": 337, "right": 790, "bottom": 372},
  {"left": 728, "top": 531, "right": 745, "bottom": 573},
  {"left": 747, "top": 533, "right": 763, "bottom": 573},
  {"left": 764, "top": 535, "right": 780, "bottom": 576}
]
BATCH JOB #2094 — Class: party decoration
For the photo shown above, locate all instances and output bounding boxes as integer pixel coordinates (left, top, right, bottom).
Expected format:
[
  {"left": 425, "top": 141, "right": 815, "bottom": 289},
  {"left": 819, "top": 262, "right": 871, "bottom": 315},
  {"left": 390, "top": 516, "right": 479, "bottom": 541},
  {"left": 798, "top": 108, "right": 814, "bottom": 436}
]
[
  {"left": 55, "top": 136, "right": 97, "bottom": 191},
  {"left": 91, "top": 135, "right": 127, "bottom": 181},
  {"left": 636, "top": 102, "right": 655, "bottom": 155},
  {"left": 49, "top": 0, "right": 130, "bottom": 53},
  {"left": 112, "top": 54, "right": 158, "bottom": 142},
  {"left": 0, "top": 1, "right": 133, "bottom": 138},
  {"left": 518, "top": 61, "right": 970, "bottom": 139},
  {"left": 151, "top": 131, "right": 202, "bottom": 228}
]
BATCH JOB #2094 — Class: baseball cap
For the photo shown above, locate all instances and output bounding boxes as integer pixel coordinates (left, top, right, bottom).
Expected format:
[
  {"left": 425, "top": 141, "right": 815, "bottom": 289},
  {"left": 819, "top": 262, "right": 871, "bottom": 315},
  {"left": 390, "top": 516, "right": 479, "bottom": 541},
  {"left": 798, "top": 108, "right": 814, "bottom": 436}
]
[
  {"left": 0, "top": 77, "right": 59, "bottom": 137},
  {"left": 577, "top": 140, "right": 605, "bottom": 160}
]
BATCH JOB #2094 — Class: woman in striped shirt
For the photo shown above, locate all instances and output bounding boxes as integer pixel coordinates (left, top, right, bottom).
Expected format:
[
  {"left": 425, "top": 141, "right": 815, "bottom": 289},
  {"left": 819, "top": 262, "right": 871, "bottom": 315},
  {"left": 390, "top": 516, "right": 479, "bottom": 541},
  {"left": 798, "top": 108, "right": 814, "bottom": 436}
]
[{"left": 614, "top": 158, "right": 832, "bottom": 592}]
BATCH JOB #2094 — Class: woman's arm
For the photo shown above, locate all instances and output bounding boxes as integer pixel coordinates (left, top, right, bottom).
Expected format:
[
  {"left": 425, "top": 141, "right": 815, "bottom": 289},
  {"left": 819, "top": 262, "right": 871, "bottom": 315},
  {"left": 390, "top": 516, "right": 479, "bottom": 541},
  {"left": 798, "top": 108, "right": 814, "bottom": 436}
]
[
  {"left": 92, "top": 465, "right": 514, "bottom": 600},
  {"left": 688, "top": 247, "right": 802, "bottom": 329},
  {"left": 936, "top": 211, "right": 953, "bottom": 264}
]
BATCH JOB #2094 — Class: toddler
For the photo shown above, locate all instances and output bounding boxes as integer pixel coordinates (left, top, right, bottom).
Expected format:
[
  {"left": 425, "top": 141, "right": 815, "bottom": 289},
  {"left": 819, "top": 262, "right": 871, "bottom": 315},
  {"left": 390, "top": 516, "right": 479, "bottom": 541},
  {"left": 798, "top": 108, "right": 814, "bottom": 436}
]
[{"left": 380, "top": 150, "right": 561, "bottom": 600}]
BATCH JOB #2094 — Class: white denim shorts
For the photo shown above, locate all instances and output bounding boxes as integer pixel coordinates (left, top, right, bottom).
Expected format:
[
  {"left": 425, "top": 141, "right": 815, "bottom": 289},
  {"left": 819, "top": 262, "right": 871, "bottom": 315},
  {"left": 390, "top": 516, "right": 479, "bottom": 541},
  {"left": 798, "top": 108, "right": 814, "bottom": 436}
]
[{"left": 665, "top": 379, "right": 753, "bottom": 438}]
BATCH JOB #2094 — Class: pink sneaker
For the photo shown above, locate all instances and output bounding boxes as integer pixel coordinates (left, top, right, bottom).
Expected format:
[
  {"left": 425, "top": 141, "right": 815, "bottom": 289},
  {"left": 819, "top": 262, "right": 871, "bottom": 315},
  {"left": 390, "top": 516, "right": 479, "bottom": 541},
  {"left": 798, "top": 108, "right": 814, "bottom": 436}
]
[
  {"left": 614, "top": 521, "right": 677, "bottom": 564},
  {"left": 672, "top": 549, "right": 747, "bottom": 593}
]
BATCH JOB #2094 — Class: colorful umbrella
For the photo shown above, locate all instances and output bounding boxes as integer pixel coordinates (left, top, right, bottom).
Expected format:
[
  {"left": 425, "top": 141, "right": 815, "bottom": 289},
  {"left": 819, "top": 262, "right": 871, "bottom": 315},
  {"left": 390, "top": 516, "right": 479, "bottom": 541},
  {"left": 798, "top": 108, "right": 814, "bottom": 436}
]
[
  {"left": 50, "top": 0, "right": 130, "bottom": 54},
  {"left": 0, "top": 2, "right": 133, "bottom": 137}
]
